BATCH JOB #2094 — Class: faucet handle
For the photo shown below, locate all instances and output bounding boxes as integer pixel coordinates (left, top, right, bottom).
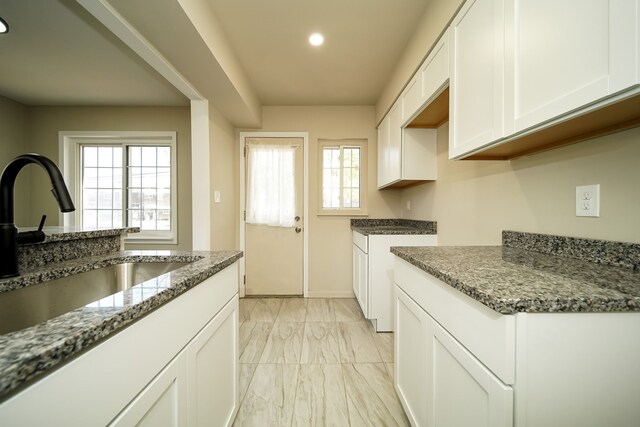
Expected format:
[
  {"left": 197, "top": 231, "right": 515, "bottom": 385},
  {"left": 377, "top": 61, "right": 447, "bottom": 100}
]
[{"left": 38, "top": 214, "right": 47, "bottom": 232}]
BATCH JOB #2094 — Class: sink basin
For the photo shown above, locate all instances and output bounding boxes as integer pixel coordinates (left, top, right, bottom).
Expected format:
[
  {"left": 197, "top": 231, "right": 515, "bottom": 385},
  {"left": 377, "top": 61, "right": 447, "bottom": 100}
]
[{"left": 0, "top": 262, "right": 190, "bottom": 335}]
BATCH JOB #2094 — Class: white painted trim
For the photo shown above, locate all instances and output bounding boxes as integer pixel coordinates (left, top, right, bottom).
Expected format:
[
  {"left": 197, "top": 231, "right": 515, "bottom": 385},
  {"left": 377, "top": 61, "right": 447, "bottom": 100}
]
[
  {"left": 306, "top": 291, "right": 356, "bottom": 299},
  {"left": 59, "top": 131, "right": 178, "bottom": 244},
  {"left": 75, "top": 0, "right": 203, "bottom": 101},
  {"left": 239, "top": 132, "right": 309, "bottom": 298},
  {"left": 191, "top": 100, "right": 211, "bottom": 251}
]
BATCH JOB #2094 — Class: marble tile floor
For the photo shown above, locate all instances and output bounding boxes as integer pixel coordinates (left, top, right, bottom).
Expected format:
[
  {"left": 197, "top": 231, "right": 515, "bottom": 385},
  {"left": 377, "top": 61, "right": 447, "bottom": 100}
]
[{"left": 234, "top": 297, "right": 408, "bottom": 427}]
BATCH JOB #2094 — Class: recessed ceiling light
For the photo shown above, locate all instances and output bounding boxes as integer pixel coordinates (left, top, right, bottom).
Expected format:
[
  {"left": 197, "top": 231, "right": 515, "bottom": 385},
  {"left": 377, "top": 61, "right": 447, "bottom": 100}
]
[
  {"left": 309, "top": 33, "right": 324, "bottom": 46},
  {"left": 0, "top": 17, "right": 8, "bottom": 34}
]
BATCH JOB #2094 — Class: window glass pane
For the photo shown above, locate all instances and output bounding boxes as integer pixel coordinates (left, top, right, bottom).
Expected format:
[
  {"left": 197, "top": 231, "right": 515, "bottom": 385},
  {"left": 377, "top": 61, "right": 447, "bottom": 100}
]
[
  {"left": 331, "top": 149, "right": 340, "bottom": 168},
  {"left": 352, "top": 189, "right": 360, "bottom": 207},
  {"left": 97, "top": 168, "right": 112, "bottom": 188},
  {"left": 344, "top": 169, "right": 352, "bottom": 188},
  {"left": 141, "top": 147, "right": 156, "bottom": 167},
  {"left": 343, "top": 149, "right": 352, "bottom": 167},
  {"left": 129, "top": 210, "right": 141, "bottom": 228},
  {"left": 83, "top": 168, "right": 97, "bottom": 188},
  {"left": 129, "top": 147, "right": 142, "bottom": 167},
  {"left": 97, "top": 189, "right": 112, "bottom": 209},
  {"left": 142, "top": 210, "right": 156, "bottom": 230},
  {"left": 129, "top": 167, "right": 141, "bottom": 188},
  {"left": 141, "top": 167, "right": 156, "bottom": 188},
  {"left": 157, "top": 188, "right": 171, "bottom": 209},
  {"left": 113, "top": 147, "right": 122, "bottom": 166},
  {"left": 143, "top": 189, "right": 157, "bottom": 210},
  {"left": 157, "top": 210, "right": 171, "bottom": 230},
  {"left": 157, "top": 147, "right": 170, "bottom": 167},
  {"left": 83, "top": 209, "right": 97, "bottom": 228},
  {"left": 83, "top": 189, "right": 97, "bottom": 209},
  {"left": 98, "top": 146, "right": 113, "bottom": 167},
  {"left": 157, "top": 168, "right": 170, "bottom": 188},
  {"left": 113, "top": 211, "right": 122, "bottom": 228},
  {"left": 113, "top": 168, "right": 123, "bottom": 188},
  {"left": 83, "top": 147, "right": 97, "bottom": 167},
  {"left": 113, "top": 190, "right": 122, "bottom": 209},
  {"left": 129, "top": 189, "right": 142, "bottom": 210},
  {"left": 97, "top": 210, "right": 112, "bottom": 228}
]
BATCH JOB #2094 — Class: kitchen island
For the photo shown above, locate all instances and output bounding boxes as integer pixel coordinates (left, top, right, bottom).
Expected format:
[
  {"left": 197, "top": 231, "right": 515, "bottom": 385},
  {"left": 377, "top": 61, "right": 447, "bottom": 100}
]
[
  {"left": 392, "top": 231, "right": 640, "bottom": 427},
  {"left": 0, "top": 227, "right": 242, "bottom": 426}
]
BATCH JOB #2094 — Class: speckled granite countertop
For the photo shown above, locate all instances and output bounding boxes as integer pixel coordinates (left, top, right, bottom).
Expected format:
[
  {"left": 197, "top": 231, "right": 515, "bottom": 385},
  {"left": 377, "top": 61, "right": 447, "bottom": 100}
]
[
  {"left": 351, "top": 219, "right": 437, "bottom": 235},
  {"left": 0, "top": 250, "right": 242, "bottom": 399},
  {"left": 391, "top": 231, "right": 640, "bottom": 314},
  {"left": 17, "top": 226, "right": 140, "bottom": 244}
]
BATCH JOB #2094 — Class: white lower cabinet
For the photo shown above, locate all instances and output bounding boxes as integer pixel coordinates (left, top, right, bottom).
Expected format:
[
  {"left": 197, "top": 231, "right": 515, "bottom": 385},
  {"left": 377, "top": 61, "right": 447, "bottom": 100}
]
[
  {"left": 353, "top": 231, "right": 437, "bottom": 332},
  {"left": 0, "top": 262, "right": 240, "bottom": 427},
  {"left": 110, "top": 350, "right": 189, "bottom": 427},
  {"left": 394, "top": 257, "right": 640, "bottom": 427},
  {"left": 395, "top": 287, "right": 512, "bottom": 427},
  {"left": 431, "top": 321, "right": 513, "bottom": 427}
]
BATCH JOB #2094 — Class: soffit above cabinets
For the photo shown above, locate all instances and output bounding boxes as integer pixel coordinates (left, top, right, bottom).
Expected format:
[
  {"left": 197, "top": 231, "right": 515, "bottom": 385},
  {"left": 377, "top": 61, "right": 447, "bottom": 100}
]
[{"left": 0, "top": 0, "right": 188, "bottom": 107}]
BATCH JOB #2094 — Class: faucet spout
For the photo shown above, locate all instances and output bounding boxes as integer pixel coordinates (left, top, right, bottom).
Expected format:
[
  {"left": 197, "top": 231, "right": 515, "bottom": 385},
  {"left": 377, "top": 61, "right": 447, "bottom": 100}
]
[{"left": 0, "top": 153, "right": 75, "bottom": 278}]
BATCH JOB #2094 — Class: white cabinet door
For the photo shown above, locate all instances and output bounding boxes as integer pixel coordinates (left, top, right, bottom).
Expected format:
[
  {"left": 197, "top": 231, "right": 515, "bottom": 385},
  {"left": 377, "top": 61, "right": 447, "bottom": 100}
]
[
  {"left": 449, "top": 0, "right": 505, "bottom": 159},
  {"left": 110, "top": 351, "right": 188, "bottom": 427},
  {"left": 402, "top": 75, "right": 422, "bottom": 124},
  {"left": 377, "top": 114, "right": 390, "bottom": 188},
  {"left": 504, "top": 0, "right": 640, "bottom": 135},
  {"left": 387, "top": 100, "right": 403, "bottom": 184},
  {"left": 353, "top": 244, "right": 368, "bottom": 317},
  {"left": 421, "top": 28, "right": 450, "bottom": 107},
  {"left": 395, "top": 287, "right": 430, "bottom": 427},
  {"left": 430, "top": 321, "right": 513, "bottom": 427},
  {"left": 188, "top": 296, "right": 239, "bottom": 427}
]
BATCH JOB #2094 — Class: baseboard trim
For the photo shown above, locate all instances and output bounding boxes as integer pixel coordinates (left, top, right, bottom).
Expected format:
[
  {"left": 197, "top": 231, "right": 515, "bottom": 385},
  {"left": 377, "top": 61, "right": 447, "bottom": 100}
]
[{"left": 306, "top": 290, "right": 356, "bottom": 298}]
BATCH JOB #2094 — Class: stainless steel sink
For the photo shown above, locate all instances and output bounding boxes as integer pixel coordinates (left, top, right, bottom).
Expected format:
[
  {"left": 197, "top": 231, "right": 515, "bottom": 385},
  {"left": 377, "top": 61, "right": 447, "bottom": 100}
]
[{"left": 0, "top": 262, "right": 189, "bottom": 335}]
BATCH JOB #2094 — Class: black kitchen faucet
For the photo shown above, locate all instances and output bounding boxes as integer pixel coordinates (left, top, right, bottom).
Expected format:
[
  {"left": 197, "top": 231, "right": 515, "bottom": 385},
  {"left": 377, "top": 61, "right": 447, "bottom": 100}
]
[{"left": 0, "top": 153, "right": 75, "bottom": 278}]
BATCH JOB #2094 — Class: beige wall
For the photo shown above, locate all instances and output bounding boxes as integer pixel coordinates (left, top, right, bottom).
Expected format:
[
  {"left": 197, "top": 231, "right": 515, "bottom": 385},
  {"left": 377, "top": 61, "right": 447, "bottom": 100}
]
[
  {"left": 27, "top": 106, "right": 193, "bottom": 250},
  {"left": 0, "top": 96, "right": 31, "bottom": 226},
  {"left": 242, "top": 106, "right": 402, "bottom": 296},
  {"left": 375, "top": 0, "right": 464, "bottom": 124},
  {"left": 209, "top": 105, "right": 239, "bottom": 250},
  {"left": 401, "top": 123, "right": 640, "bottom": 245}
]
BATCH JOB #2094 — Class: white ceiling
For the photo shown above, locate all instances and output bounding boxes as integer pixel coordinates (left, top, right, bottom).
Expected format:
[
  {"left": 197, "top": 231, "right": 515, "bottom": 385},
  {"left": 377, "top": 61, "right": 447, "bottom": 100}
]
[
  {"left": 0, "top": 0, "right": 188, "bottom": 106},
  {"left": 207, "top": 0, "right": 430, "bottom": 105},
  {"left": 0, "top": 0, "right": 430, "bottom": 111}
]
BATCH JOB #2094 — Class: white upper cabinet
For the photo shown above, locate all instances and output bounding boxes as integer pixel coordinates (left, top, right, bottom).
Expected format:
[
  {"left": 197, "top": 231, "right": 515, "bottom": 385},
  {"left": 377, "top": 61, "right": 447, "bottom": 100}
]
[
  {"left": 377, "top": 113, "right": 390, "bottom": 187},
  {"left": 388, "top": 100, "right": 403, "bottom": 183},
  {"left": 449, "top": 0, "right": 506, "bottom": 159},
  {"left": 504, "top": 0, "right": 640, "bottom": 135},
  {"left": 402, "top": 29, "right": 451, "bottom": 126}
]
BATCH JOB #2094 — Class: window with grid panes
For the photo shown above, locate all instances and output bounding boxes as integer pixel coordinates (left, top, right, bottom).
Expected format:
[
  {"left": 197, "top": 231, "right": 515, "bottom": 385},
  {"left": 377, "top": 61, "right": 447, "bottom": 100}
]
[
  {"left": 319, "top": 140, "right": 366, "bottom": 214},
  {"left": 68, "top": 134, "right": 176, "bottom": 243}
]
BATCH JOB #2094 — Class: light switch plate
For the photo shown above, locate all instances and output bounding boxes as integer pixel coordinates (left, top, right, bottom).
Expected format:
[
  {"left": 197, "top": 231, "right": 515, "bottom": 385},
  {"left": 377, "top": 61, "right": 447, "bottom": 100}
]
[
  {"left": 576, "top": 184, "right": 600, "bottom": 217},
  {"left": 214, "top": 190, "right": 221, "bottom": 203}
]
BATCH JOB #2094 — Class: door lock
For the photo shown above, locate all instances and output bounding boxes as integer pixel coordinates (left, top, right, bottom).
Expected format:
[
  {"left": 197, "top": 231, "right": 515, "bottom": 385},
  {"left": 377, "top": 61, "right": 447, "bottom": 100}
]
[
  {"left": 295, "top": 227, "right": 302, "bottom": 233},
  {"left": 295, "top": 216, "right": 300, "bottom": 222}
]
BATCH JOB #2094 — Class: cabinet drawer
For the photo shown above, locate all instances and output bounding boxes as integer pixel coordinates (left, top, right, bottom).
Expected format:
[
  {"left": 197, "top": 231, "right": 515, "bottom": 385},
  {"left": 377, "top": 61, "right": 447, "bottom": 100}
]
[
  {"left": 352, "top": 231, "right": 368, "bottom": 253},
  {"left": 394, "top": 258, "right": 515, "bottom": 384}
]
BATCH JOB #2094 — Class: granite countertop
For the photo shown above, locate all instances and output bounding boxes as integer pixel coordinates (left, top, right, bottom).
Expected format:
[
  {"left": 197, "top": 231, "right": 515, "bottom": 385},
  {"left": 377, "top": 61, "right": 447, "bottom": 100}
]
[
  {"left": 0, "top": 249, "right": 242, "bottom": 399},
  {"left": 351, "top": 218, "right": 437, "bottom": 235},
  {"left": 17, "top": 226, "right": 140, "bottom": 244},
  {"left": 391, "top": 245, "right": 640, "bottom": 315}
]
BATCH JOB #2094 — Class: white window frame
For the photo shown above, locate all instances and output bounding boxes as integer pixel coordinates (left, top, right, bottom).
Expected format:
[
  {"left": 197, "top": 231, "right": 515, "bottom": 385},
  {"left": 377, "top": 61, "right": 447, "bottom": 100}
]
[
  {"left": 318, "top": 138, "right": 368, "bottom": 216},
  {"left": 59, "top": 131, "right": 178, "bottom": 244}
]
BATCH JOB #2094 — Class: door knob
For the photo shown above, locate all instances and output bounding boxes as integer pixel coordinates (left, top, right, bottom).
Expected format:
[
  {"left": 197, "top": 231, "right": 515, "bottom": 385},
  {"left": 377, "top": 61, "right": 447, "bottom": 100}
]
[{"left": 295, "top": 227, "right": 302, "bottom": 233}]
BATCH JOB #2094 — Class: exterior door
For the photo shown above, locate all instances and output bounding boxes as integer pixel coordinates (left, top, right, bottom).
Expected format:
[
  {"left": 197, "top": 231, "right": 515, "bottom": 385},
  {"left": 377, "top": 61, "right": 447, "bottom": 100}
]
[{"left": 245, "top": 137, "right": 303, "bottom": 295}]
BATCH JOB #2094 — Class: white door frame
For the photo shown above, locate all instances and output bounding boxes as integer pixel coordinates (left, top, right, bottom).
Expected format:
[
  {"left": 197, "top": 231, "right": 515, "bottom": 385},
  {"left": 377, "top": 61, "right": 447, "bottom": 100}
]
[{"left": 239, "top": 132, "right": 309, "bottom": 298}]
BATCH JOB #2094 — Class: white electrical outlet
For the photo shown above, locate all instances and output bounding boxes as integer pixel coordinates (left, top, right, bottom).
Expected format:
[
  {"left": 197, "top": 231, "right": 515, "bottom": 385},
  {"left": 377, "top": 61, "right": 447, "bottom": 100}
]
[
  {"left": 576, "top": 184, "right": 600, "bottom": 217},
  {"left": 214, "top": 190, "right": 221, "bottom": 203}
]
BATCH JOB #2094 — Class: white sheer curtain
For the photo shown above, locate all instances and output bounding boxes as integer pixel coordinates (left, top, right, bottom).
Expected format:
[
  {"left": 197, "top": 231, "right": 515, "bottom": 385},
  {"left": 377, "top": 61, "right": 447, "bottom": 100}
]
[{"left": 246, "top": 142, "right": 296, "bottom": 227}]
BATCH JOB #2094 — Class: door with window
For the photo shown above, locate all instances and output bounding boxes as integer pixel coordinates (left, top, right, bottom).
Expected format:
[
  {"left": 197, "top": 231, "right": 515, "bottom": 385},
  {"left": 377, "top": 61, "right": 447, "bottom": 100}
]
[{"left": 244, "top": 137, "right": 303, "bottom": 295}]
